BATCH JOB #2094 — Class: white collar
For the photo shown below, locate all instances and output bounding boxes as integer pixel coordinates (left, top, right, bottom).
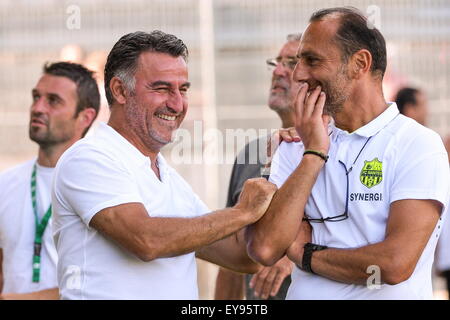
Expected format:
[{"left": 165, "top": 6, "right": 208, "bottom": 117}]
[{"left": 331, "top": 102, "right": 399, "bottom": 138}]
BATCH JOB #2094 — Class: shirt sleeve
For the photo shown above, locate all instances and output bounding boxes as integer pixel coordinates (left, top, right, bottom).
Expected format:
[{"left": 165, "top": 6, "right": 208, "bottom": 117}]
[
  {"left": 390, "top": 129, "right": 450, "bottom": 215},
  {"left": 269, "top": 141, "right": 303, "bottom": 188},
  {"left": 53, "top": 147, "right": 143, "bottom": 227}
]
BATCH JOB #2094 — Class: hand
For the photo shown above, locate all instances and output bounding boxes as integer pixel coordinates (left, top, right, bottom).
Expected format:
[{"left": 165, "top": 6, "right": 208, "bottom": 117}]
[
  {"left": 249, "top": 255, "right": 293, "bottom": 299},
  {"left": 294, "top": 83, "right": 330, "bottom": 155},
  {"left": 235, "top": 178, "right": 277, "bottom": 223},
  {"left": 286, "top": 220, "right": 312, "bottom": 266}
]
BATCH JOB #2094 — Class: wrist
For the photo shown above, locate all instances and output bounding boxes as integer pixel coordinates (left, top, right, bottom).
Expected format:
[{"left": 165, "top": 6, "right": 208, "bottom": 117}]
[{"left": 297, "top": 242, "right": 328, "bottom": 274}]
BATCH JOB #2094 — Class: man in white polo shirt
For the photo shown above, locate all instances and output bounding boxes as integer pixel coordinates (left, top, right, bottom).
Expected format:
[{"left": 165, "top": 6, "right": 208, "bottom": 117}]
[
  {"left": 52, "top": 31, "right": 277, "bottom": 299},
  {"left": 0, "top": 62, "right": 99, "bottom": 299},
  {"left": 246, "top": 7, "right": 450, "bottom": 299}
]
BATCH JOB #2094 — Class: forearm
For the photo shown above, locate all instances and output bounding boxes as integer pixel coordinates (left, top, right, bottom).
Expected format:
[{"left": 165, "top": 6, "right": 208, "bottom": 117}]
[
  {"left": 1, "top": 287, "right": 59, "bottom": 300},
  {"left": 196, "top": 230, "right": 261, "bottom": 274},
  {"left": 214, "top": 268, "right": 245, "bottom": 300},
  {"left": 247, "top": 155, "right": 324, "bottom": 265},
  {"left": 309, "top": 241, "right": 415, "bottom": 286},
  {"left": 140, "top": 207, "right": 256, "bottom": 261}
]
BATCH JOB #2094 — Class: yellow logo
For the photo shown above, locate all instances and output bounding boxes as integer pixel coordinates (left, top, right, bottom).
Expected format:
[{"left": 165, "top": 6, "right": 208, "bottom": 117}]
[{"left": 360, "top": 158, "right": 383, "bottom": 188}]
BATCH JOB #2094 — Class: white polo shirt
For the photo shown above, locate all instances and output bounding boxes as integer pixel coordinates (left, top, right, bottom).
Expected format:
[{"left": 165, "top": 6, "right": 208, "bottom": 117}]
[
  {"left": 270, "top": 103, "right": 450, "bottom": 299},
  {"left": 52, "top": 122, "right": 209, "bottom": 300},
  {"left": 435, "top": 207, "right": 450, "bottom": 272},
  {"left": 0, "top": 160, "right": 58, "bottom": 293}
]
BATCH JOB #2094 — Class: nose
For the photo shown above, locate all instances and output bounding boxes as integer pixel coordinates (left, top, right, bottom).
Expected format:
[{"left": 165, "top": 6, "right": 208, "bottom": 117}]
[
  {"left": 31, "top": 97, "right": 48, "bottom": 114},
  {"left": 273, "top": 62, "right": 289, "bottom": 78},
  {"left": 167, "top": 90, "right": 185, "bottom": 114},
  {"left": 292, "top": 60, "right": 308, "bottom": 84}
]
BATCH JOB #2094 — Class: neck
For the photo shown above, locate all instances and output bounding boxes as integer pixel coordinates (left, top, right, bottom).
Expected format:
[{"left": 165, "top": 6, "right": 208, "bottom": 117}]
[
  {"left": 277, "top": 109, "right": 295, "bottom": 128},
  {"left": 37, "top": 143, "right": 70, "bottom": 167},
  {"left": 333, "top": 82, "right": 387, "bottom": 133},
  {"left": 108, "top": 109, "right": 159, "bottom": 164}
]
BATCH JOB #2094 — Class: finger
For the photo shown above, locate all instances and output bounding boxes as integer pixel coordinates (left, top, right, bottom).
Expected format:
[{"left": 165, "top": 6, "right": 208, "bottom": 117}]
[
  {"left": 322, "top": 114, "right": 331, "bottom": 130},
  {"left": 312, "top": 91, "right": 326, "bottom": 118},
  {"left": 304, "top": 85, "right": 322, "bottom": 117},
  {"left": 260, "top": 268, "right": 278, "bottom": 299},
  {"left": 289, "top": 127, "right": 301, "bottom": 142},
  {"left": 252, "top": 268, "right": 269, "bottom": 297},
  {"left": 270, "top": 273, "right": 286, "bottom": 297},
  {"left": 295, "top": 83, "right": 308, "bottom": 120},
  {"left": 279, "top": 129, "right": 293, "bottom": 142}
]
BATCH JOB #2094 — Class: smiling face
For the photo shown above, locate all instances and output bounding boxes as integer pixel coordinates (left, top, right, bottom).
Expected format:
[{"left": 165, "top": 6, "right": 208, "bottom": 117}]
[
  {"left": 293, "top": 19, "right": 353, "bottom": 116},
  {"left": 29, "top": 74, "right": 81, "bottom": 147},
  {"left": 268, "top": 40, "right": 300, "bottom": 113},
  {"left": 124, "top": 51, "right": 189, "bottom": 151}
]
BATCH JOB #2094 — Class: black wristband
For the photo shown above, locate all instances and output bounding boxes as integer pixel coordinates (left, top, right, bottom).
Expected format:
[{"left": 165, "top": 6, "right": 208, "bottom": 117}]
[
  {"left": 300, "top": 242, "right": 328, "bottom": 274},
  {"left": 303, "top": 150, "right": 329, "bottom": 162}
]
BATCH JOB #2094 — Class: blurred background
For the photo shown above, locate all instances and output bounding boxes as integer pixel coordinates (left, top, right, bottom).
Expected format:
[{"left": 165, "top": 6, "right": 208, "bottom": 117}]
[{"left": 1, "top": 0, "right": 449, "bottom": 299}]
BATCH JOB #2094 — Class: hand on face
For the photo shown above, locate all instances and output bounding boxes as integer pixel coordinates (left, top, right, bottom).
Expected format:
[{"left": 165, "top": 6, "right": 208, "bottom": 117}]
[{"left": 294, "top": 83, "right": 331, "bottom": 155}]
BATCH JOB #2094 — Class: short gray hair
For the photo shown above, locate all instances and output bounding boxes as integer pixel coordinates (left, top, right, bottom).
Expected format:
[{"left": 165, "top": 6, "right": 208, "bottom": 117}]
[{"left": 104, "top": 30, "right": 189, "bottom": 106}]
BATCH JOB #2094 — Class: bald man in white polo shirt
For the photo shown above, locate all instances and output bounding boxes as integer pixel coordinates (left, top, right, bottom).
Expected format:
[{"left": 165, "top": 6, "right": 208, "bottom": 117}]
[{"left": 246, "top": 7, "right": 449, "bottom": 299}]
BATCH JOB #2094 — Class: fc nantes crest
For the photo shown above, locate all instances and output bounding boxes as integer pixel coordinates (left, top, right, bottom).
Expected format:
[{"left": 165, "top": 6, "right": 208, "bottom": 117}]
[{"left": 360, "top": 158, "right": 383, "bottom": 188}]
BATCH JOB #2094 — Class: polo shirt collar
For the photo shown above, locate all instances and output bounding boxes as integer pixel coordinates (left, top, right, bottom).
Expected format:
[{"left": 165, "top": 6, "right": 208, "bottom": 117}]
[
  {"left": 97, "top": 122, "right": 151, "bottom": 168},
  {"left": 331, "top": 102, "right": 399, "bottom": 138}
]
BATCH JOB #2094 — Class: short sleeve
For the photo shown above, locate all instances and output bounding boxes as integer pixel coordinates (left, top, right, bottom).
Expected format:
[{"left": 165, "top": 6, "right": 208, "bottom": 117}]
[
  {"left": 53, "top": 147, "right": 143, "bottom": 226},
  {"left": 269, "top": 141, "right": 303, "bottom": 188},
  {"left": 192, "top": 193, "right": 210, "bottom": 216},
  {"left": 390, "top": 131, "right": 450, "bottom": 215}
]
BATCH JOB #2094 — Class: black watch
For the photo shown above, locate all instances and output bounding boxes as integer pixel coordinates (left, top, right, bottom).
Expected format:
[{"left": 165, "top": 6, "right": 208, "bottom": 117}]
[{"left": 299, "top": 242, "right": 328, "bottom": 274}]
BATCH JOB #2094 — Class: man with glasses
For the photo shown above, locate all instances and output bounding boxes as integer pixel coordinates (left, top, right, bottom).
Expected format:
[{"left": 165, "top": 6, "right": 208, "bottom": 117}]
[
  {"left": 246, "top": 7, "right": 449, "bottom": 299},
  {"left": 215, "top": 34, "right": 301, "bottom": 300}
]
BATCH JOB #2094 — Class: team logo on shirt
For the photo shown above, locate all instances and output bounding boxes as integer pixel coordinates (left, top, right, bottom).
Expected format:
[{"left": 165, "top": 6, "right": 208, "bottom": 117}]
[{"left": 360, "top": 158, "right": 383, "bottom": 188}]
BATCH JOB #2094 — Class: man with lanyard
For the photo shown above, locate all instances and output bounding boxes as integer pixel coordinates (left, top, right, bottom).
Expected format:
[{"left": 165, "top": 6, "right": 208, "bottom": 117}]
[
  {"left": 0, "top": 62, "right": 100, "bottom": 299},
  {"left": 215, "top": 34, "right": 302, "bottom": 300},
  {"left": 246, "top": 7, "right": 450, "bottom": 299},
  {"left": 52, "top": 31, "right": 277, "bottom": 299}
]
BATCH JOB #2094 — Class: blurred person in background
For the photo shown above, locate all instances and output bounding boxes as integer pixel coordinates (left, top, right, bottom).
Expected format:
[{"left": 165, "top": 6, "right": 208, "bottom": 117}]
[
  {"left": 396, "top": 86, "right": 450, "bottom": 299},
  {"left": 395, "top": 87, "right": 428, "bottom": 126},
  {"left": 0, "top": 62, "right": 100, "bottom": 299},
  {"left": 215, "top": 33, "right": 301, "bottom": 300}
]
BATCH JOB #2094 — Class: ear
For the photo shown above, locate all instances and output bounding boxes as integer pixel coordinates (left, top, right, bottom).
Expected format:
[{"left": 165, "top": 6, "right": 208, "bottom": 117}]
[
  {"left": 350, "top": 49, "right": 372, "bottom": 79},
  {"left": 109, "top": 76, "right": 128, "bottom": 105},
  {"left": 77, "top": 107, "right": 97, "bottom": 130}
]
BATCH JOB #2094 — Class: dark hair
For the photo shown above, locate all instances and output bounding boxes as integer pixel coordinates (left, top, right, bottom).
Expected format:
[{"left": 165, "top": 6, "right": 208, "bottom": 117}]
[
  {"left": 44, "top": 61, "right": 100, "bottom": 136},
  {"left": 310, "top": 7, "right": 387, "bottom": 79},
  {"left": 104, "top": 30, "right": 189, "bottom": 106},
  {"left": 395, "top": 87, "right": 420, "bottom": 115}
]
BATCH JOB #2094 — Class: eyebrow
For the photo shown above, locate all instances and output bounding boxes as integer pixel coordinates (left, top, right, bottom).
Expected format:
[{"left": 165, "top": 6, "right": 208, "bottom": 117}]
[
  {"left": 297, "top": 50, "right": 323, "bottom": 59},
  {"left": 146, "top": 81, "right": 191, "bottom": 89},
  {"left": 32, "top": 89, "right": 64, "bottom": 103}
]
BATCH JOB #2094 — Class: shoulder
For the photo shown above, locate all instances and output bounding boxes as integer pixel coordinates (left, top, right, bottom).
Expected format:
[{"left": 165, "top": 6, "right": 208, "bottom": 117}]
[
  {"left": 386, "top": 115, "right": 447, "bottom": 156},
  {"left": 56, "top": 136, "right": 121, "bottom": 173},
  {"left": 0, "top": 159, "right": 35, "bottom": 187}
]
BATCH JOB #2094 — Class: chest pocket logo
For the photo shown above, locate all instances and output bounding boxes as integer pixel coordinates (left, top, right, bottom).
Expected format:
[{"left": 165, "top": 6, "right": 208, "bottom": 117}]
[{"left": 360, "top": 158, "right": 383, "bottom": 188}]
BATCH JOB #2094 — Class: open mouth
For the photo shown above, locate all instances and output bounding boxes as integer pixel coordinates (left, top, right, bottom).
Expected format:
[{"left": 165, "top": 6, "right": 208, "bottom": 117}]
[
  {"left": 30, "top": 118, "right": 47, "bottom": 126},
  {"left": 156, "top": 113, "right": 177, "bottom": 121}
]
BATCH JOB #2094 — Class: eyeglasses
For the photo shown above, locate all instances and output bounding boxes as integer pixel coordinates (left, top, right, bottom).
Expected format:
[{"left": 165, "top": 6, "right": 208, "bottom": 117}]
[
  {"left": 303, "top": 136, "right": 373, "bottom": 223},
  {"left": 266, "top": 57, "right": 298, "bottom": 70},
  {"left": 303, "top": 160, "right": 350, "bottom": 223}
]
